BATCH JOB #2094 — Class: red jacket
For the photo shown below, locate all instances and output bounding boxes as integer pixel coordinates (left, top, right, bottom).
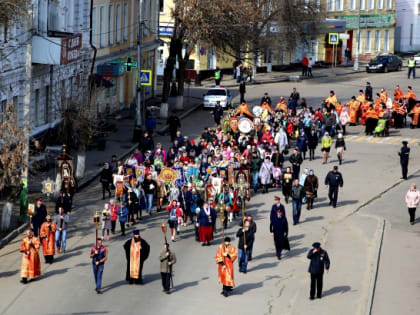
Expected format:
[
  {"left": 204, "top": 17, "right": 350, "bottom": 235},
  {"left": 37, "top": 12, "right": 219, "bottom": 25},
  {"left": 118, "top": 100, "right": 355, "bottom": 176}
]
[{"left": 302, "top": 57, "right": 309, "bottom": 66}]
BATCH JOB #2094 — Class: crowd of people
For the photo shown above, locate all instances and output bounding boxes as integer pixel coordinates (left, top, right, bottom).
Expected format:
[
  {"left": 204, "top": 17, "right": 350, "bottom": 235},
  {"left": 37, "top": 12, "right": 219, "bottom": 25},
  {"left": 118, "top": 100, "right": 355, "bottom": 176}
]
[{"left": 19, "top": 83, "right": 419, "bottom": 299}]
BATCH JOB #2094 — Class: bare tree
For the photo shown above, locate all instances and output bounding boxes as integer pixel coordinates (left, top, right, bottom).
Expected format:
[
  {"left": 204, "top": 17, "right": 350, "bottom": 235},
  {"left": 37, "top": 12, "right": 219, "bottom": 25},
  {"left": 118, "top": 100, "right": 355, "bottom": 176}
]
[{"left": 0, "top": 0, "right": 29, "bottom": 27}]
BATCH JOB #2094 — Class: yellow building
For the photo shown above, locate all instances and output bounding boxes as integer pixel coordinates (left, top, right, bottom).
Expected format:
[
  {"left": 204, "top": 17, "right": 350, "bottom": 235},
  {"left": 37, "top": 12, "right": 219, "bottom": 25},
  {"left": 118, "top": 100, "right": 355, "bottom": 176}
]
[
  {"left": 92, "top": 0, "right": 159, "bottom": 113},
  {"left": 158, "top": 0, "right": 235, "bottom": 76},
  {"left": 318, "top": 0, "right": 396, "bottom": 63}
]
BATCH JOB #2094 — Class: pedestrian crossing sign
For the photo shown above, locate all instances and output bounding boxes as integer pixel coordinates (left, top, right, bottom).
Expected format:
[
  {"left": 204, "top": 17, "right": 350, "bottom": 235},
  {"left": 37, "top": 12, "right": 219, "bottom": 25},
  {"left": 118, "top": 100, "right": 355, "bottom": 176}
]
[
  {"left": 137, "top": 70, "right": 152, "bottom": 86},
  {"left": 328, "top": 33, "right": 339, "bottom": 45}
]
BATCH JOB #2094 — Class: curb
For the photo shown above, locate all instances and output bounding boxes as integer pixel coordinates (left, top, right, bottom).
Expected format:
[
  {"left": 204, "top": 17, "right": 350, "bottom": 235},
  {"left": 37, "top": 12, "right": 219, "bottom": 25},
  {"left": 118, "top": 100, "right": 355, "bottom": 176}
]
[
  {"left": 365, "top": 219, "right": 385, "bottom": 315},
  {"left": 0, "top": 101, "right": 202, "bottom": 249}
]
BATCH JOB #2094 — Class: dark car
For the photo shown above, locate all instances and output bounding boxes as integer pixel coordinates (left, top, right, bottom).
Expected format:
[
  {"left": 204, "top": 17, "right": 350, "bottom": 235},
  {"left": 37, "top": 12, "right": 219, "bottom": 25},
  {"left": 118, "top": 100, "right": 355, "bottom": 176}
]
[{"left": 366, "top": 55, "right": 402, "bottom": 73}]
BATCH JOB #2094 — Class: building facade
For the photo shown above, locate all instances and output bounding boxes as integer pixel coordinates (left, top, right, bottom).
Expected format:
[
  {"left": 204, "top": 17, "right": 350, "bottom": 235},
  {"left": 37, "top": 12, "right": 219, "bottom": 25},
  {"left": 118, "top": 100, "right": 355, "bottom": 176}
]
[
  {"left": 395, "top": 0, "right": 420, "bottom": 52},
  {"left": 92, "top": 0, "right": 160, "bottom": 112},
  {"left": 0, "top": 0, "right": 91, "bottom": 137},
  {"left": 319, "top": 0, "right": 396, "bottom": 63}
]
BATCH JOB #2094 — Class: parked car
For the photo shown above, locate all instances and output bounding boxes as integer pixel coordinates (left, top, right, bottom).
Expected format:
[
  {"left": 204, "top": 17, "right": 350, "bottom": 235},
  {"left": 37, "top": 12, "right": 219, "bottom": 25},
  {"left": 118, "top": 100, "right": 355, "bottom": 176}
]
[
  {"left": 202, "top": 87, "right": 232, "bottom": 109},
  {"left": 413, "top": 52, "right": 420, "bottom": 67},
  {"left": 366, "top": 55, "right": 402, "bottom": 73}
]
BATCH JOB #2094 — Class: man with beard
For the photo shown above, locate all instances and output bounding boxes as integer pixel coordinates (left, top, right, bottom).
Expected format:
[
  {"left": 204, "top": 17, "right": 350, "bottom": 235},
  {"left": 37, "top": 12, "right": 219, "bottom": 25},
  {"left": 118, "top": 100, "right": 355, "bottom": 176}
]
[
  {"left": 270, "top": 208, "right": 289, "bottom": 260},
  {"left": 40, "top": 215, "right": 57, "bottom": 264},
  {"left": 123, "top": 229, "right": 150, "bottom": 284},
  {"left": 19, "top": 229, "right": 41, "bottom": 284},
  {"left": 216, "top": 237, "right": 238, "bottom": 297}
]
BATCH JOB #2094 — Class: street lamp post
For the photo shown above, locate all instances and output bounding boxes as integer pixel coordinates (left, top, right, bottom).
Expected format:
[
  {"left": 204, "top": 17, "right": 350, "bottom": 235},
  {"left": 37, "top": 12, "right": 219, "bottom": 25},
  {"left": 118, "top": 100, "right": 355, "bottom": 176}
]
[{"left": 354, "top": 0, "right": 361, "bottom": 71}]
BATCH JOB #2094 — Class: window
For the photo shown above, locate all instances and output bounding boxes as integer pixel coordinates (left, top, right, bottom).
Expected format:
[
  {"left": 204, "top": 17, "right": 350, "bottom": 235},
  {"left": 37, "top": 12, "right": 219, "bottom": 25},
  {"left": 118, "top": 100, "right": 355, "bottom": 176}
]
[
  {"left": 374, "top": 30, "right": 380, "bottom": 51},
  {"left": 335, "top": 0, "right": 343, "bottom": 11},
  {"left": 361, "top": 0, "right": 366, "bottom": 10},
  {"left": 327, "top": 0, "right": 334, "bottom": 11},
  {"left": 116, "top": 4, "right": 121, "bottom": 43},
  {"left": 108, "top": 4, "right": 114, "bottom": 46},
  {"left": 368, "top": 0, "right": 374, "bottom": 10},
  {"left": 386, "top": 0, "right": 392, "bottom": 9},
  {"left": 365, "top": 30, "right": 371, "bottom": 52},
  {"left": 123, "top": 2, "right": 128, "bottom": 41},
  {"left": 0, "top": 100, "right": 6, "bottom": 123},
  {"left": 92, "top": 7, "right": 97, "bottom": 46},
  {"left": 99, "top": 6, "right": 106, "bottom": 47},
  {"left": 377, "top": 0, "right": 383, "bottom": 9},
  {"left": 159, "top": 0, "right": 164, "bottom": 12},
  {"left": 384, "top": 30, "right": 389, "bottom": 52},
  {"left": 350, "top": 0, "right": 356, "bottom": 10}
]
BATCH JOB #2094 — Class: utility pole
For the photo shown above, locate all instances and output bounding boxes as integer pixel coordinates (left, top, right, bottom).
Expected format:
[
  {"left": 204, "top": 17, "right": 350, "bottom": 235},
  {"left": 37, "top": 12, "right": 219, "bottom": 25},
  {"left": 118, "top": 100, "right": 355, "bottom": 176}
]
[
  {"left": 136, "top": 0, "right": 143, "bottom": 127},
  {"left": 354, "top": 0, "right": 361, "bottom": 71},
  {"left": 20, "top": 7, "right": 33, "bottom": 222}
]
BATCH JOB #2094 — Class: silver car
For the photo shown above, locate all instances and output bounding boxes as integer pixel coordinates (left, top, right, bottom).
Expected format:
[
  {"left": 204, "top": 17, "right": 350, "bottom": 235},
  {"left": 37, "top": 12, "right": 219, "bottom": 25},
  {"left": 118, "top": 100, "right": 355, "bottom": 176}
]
[{"left": 203, "top": 87, "right": 232, "bottom": 109}]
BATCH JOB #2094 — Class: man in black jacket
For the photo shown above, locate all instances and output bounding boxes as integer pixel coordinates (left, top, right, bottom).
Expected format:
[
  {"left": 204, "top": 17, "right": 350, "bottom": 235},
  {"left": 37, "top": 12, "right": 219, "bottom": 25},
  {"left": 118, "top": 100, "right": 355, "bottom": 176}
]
[
  {"left": 290, "top": 179, "right": 305, "bottom": 225},
  {"left": 260, "top": 93, "right": 272, "bottom": 106},
  {"left": 289, "top": 148, "right": 303, "bottom": 180},
  {"left": 324, "top": 166, "right": 344, "bottom": 208},
  {"left": 236, "top": 220, "right": 254, "bottom": 273},
  {"left": 239, "top": 80, "right": 246, "bottom": 103},
  {"left": 365, "top": 82, "right": 373, "bottom": 101},
  {"left": 166, "top": 111, "right": 181, "bottom": 141},
  {"left": 213, "top": 101, "right": 224, "bottom": 125},
  {"left": 307, "top": 242, "right": 330, "bottom": 300}
]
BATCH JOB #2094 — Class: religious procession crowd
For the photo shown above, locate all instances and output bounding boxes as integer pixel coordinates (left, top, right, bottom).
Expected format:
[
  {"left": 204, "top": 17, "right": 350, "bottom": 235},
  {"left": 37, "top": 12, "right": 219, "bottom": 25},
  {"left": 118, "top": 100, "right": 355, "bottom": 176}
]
[{"left": 19, "top": 82, "right": 418, "bottom": 298}]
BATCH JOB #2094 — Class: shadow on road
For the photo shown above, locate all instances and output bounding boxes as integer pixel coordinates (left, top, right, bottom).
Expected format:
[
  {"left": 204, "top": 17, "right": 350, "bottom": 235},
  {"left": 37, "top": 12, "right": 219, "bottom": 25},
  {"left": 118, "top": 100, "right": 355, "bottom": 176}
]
[
  {"left": 303, "top": 216, "right": 324, "bottom": 223},
  {"left": 248, "top": 262, "right": 279, "bottom": 272},
  {"left": 42, "top": 268, "right": 69, "bottom": 279},
  {"left": 286, "top": 247, "right": 309, "bottom": 258},
  {"left": 233, "top": 281, "right": 264, "bottom": 295},
  {"left": 0, "top": 269, "right": 19, "bottom": 277},
  {"left": 101, "top": 280, "right": 126, "bottom": 293},
  {"left": 322, "top": 285, "right": 352, "bottom": 297},
  {"left": 288, "top": 234, "right": 305, "bottom": 242}
]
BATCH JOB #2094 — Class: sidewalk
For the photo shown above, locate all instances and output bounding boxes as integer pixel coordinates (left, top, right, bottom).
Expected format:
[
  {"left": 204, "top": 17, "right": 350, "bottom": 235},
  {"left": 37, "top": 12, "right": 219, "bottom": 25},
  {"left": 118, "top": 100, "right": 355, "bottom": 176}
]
[
  {"left": 202, "top": 63, "right": 369, "bottom": 88},
  {"left": 0, "top": 89, "right": 202, "bottom": 244}
]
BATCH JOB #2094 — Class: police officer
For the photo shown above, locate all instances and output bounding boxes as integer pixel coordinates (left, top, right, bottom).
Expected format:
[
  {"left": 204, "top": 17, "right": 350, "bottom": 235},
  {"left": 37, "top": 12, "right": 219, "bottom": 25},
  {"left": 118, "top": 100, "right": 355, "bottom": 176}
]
[
  {"left": 213, "top": 101, "right": 224, "bottom": 125},
  {"left": 408, "top": 56, "right": 416, "bottom": 79},
  {"left": 324, "top": 166, "right": 344, "bottom": 208},
  {"left": 399, "top": 141, "right": 410, "bottom": 180},
  {"left": 90, "top": 238, "right": 108, "bottom": 294},
  {"left": 307, "top": 242, "right": 330, "bottom": 300}
]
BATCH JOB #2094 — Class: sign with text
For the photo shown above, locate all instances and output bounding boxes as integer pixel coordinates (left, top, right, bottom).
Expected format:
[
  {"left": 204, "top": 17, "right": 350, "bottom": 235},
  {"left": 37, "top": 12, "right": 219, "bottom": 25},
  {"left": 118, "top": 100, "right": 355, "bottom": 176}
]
[
  {"left": 342, "top": 14, "right": 396, "bottom": 30},
  {"left": 60, "top": 33, "right": 82, "bottom": 64}
]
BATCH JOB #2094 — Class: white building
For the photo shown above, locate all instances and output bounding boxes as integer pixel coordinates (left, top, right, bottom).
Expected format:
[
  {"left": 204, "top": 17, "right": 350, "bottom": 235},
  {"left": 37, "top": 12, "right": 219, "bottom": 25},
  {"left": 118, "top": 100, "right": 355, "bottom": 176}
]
[
  {"left": 395, "top": 0, "right": 420, "bottom": 52},
  {"left": 0, "top": 0, "right": 91, "bottom": 138}
]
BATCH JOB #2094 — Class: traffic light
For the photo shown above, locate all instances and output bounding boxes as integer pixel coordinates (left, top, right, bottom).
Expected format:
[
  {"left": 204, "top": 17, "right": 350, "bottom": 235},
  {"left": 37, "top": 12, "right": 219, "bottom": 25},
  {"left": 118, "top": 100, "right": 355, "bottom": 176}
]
[{"left": 125, "top": 57, "right": 133, "bottom": 72}]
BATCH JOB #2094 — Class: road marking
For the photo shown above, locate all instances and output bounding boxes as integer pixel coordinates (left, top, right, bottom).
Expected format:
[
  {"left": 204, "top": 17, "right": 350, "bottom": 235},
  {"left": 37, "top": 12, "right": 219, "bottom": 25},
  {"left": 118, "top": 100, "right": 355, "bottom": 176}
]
[
  {"left": 378, "top": 137, "right": 391, "bottom": 143},
  {"left": 386, "top": 136, "right": 402, "bottom": 144},
  {"left": 346, "top": 135, "right": 358, "bottom": 141},
  {"left": 365, "top": 136, "right": 374, "bottom": 142},
  {"left": 355, "top": 136, "right": 367, "bottom": 142},
  {"left": 369, "top": 137, "right": 382, "bottom": 143},
  {"left": 408, "top": 138, "right": 418, "bottom": 144}
]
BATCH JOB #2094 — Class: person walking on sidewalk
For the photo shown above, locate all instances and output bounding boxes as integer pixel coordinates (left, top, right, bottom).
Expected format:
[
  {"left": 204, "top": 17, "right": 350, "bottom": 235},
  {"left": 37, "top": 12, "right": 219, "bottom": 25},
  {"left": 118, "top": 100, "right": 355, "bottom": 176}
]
[
  {"left": 407, "top": 56, "right": 416, "bottom": 79},
  {"left": 160, "top": 243, "right": 176, "bottom": 294},
  {"left": 399, "top": 141, "right": 410, "bottom": 180},
  {"left": 167, "top": 111, "right": 181, "bottom": 142},
  {"left": 118, "top": 203, "right": 128, "bottom": 236},
  {"left": 405, "top": 184, "right": 420, "bottom": 225},
  {"left": 289, "top": 148, "right": 303, "bottom": 179},
  {"left": 290, "top": 179, "right": 305, "bottom": 225},
  {"left": 324, "top": 166, "right": 344, "bottom": 208},
  {"left": 321, "top": 132, "right": 332, "bottom": 164},
  {"left": 335, "top": 133, "right": 346, "bottom": 165},
  {"left": 100, "top": 163, "right": 112, "bottom": 200},
  {"left": 304, "top": 170, "right": 318, "bottom": 210},
  {"left": 90, "top": 238, "right": 108, "bottom": 294},
  {"left": 239, "top": 80, "right": 246, "bottom": 103},
  {"left": 307, "top": 57, "right": 314, "bottom": 77},
  {"left": 307, "top": 242, "right": 330, "bottom": 300},
  {"left": 301, "top": 56, "right": 308, "bottom": 76}
]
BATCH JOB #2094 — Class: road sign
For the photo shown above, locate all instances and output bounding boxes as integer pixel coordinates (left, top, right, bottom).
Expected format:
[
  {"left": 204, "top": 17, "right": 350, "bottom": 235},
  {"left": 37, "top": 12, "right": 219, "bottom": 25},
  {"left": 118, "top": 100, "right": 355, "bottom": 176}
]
[
  {"left": 124, "top": 57, "right": 138, "bottom": 72},
  {"left": 328, "top": 33, "right": 339, "bottom": 45},
  {"left": 339, "top": 33, "right": 350, "bottom": 40},
  {"left": 137, "top": 70, "right": 152, "bottom": 86}
]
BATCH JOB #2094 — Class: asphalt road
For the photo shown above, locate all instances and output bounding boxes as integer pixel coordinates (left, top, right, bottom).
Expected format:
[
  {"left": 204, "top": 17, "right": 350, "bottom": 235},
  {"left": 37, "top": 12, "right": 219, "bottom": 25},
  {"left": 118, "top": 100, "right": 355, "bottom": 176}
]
[{"left": 0, "top": 70, "right": 419, "bottom": 315}]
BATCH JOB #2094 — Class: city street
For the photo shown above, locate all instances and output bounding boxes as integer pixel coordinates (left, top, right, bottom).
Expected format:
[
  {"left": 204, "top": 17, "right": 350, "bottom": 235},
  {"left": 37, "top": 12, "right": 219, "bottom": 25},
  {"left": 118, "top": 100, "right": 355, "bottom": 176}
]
[{"left": 1, "top": 70, "right": 419, "bottom": 315}]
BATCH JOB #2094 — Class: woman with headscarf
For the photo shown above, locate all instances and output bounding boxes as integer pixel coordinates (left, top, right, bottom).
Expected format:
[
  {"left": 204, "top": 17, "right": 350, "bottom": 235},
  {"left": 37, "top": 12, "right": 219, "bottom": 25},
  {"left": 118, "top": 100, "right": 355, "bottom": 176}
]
[
  {"left": 405, "top": 184, "right": 420, "bottom": 225},
  {"left": 304, "top": 170, "right": 319, "bottom": 210},
  {"left": 259, "top": 156, "right": 274, "bottom": 194},
  {"left": 335, "top": 133, "right": 346, "bottom": 165},
  {"left": 308, "top": 129, "right": 318, "bottom": 161},
  {"left": 320, "top": 132, "right": 332, "bottom": 164},
  {"left": 296, "top": 131, "right": 309, "bottom": 160},
  {"left": 339, "top": 106, "right": 350, "bottom": 135}
]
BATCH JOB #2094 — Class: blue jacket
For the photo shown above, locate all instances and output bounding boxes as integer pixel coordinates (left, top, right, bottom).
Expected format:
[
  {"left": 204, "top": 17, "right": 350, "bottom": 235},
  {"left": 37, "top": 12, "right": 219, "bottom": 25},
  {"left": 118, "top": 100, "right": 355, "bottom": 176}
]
[
  {"left": 296, "top": 135, "right": 308, "bottom": 152},
  {"left": 118, "top": 207, "right": 129, "bottom": 222},
  {"left": 197, "top": 207, "right": 217, "bottom": 226}
]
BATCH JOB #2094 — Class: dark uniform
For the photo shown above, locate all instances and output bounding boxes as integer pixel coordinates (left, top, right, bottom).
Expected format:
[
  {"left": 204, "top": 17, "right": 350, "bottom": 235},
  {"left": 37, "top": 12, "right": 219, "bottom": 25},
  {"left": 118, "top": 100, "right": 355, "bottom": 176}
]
[
  {"left": 213, "top": 104, "right": 224, "bottom": 125},
  {"left": 399, "top": 141, "right": 410, "bottom": 180},
  {"left": 324, "top": 167, "right": 344, "bottom": 208},
  {"left": 307, "top": 242, "right": 330, "bottom": 299}
]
